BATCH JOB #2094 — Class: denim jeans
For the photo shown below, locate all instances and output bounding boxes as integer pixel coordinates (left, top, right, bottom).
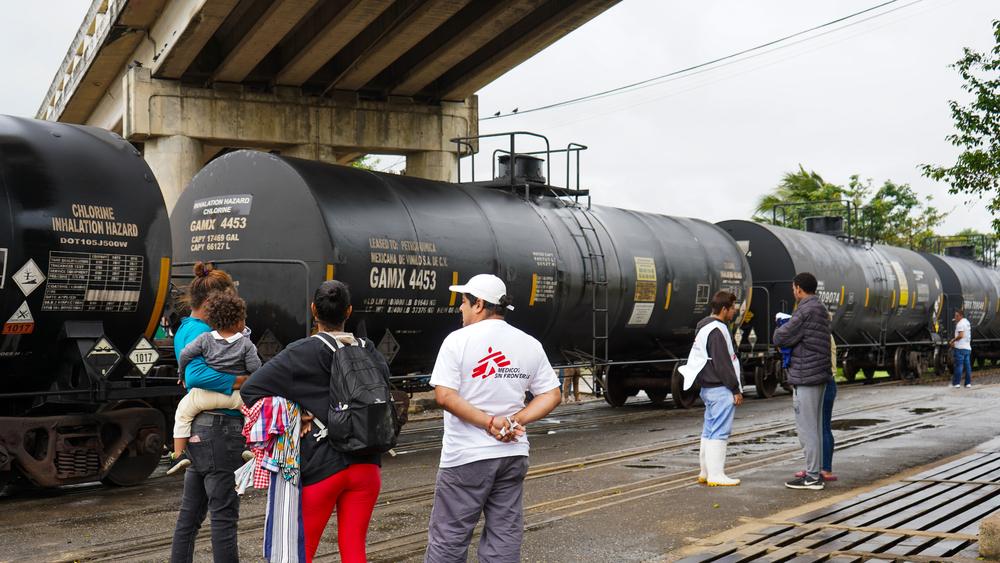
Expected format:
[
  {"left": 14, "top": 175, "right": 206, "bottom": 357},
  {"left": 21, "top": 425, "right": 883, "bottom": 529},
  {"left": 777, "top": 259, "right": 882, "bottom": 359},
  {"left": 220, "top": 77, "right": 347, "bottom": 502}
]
[
  {"left": 953, "top": 348, "right": 972, "bottom": 386},
  {"left": 821, "top": 380, "right": 837, "bottom": 472},
  {"left": 700, "top": 385, "right": 736, "bottom": 440},
  {"left": 170, "top": 412, "right": 245, "bottom": 563}
]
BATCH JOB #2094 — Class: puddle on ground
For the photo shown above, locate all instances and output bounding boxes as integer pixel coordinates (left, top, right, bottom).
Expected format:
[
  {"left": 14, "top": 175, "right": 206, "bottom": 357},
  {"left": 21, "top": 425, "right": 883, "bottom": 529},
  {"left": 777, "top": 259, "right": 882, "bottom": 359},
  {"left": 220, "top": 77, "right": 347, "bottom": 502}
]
[
  {"left": 908, "top": 408, "right": 945, "bottom": 415},
  {"left": 648, "top": 427, "right": 666, "bottom": 433},
  {"left": 830, "top": 418, "right": 887, "bottom": 431}
]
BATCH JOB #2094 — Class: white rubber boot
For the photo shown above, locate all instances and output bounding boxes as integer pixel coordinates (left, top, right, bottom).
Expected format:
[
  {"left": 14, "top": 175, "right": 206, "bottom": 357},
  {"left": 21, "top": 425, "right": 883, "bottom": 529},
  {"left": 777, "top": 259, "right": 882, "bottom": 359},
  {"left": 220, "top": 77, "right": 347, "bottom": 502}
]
[
  {"left": 698, "top": 438, "right": 707, "bottom": 483},
  {"left": 706, "top": 439, "right": 740, "bottom": 486}
]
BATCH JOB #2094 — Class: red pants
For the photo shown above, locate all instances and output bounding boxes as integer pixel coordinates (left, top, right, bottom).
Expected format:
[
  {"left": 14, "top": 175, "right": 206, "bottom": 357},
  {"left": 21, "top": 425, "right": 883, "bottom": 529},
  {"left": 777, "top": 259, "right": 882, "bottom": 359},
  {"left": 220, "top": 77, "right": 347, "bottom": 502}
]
[{"left": 302, "top": 463, "right": 381, "bottom": 562}]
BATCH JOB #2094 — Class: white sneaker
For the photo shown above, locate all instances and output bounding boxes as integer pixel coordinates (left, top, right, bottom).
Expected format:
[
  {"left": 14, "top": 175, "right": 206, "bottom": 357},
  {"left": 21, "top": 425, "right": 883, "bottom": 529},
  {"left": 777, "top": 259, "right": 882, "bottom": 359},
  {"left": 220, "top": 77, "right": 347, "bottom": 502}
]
[
  {"left": 952, "top": 384, "right": 961, "bottom": 388},
  {"left": 965, "top": 384, "right": 973, "bottom": 388}
]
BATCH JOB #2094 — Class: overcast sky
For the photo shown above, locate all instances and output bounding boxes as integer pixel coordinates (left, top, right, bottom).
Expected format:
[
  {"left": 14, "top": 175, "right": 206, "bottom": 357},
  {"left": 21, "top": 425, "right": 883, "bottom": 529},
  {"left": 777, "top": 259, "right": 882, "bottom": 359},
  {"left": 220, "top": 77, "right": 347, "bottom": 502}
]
[{"left": 2, "top": 0, "right": 995, "bottom": 234}]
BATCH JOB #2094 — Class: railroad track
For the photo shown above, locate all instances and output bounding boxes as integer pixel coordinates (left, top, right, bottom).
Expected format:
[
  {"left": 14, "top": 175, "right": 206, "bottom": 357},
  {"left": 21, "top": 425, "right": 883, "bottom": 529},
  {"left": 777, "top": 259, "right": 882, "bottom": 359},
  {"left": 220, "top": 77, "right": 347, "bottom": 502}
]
[
  {"left": 393, "top": 379, "right": 902, "bottom": 454},
  {"left": 58, "top": 392, "right": 929, "bottom": 562},
  {"left": 327, "top": 406, "right": 975, "bottom": 563}
]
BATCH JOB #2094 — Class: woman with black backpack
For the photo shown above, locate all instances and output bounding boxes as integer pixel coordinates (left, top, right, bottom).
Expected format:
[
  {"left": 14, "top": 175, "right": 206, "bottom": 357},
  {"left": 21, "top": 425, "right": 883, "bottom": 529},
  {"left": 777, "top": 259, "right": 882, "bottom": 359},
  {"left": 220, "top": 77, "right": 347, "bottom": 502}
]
[{"left": 241, "top": 280, "right": 390, "bottom": 563}]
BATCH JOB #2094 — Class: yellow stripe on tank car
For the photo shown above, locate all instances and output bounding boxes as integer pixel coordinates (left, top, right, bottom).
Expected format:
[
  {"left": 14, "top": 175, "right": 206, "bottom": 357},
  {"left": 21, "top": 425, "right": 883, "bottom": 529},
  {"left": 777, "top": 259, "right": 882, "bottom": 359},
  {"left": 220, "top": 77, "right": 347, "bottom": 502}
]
[
  {"left": 144, "top": 257, "right": 171, "bottom": 338},
  {"left": 529, "top": 274, "right": 538, "bottom": 307},
  {"left": 890, "top": 290, "right": 896, "bottom": 309},
  {"left": 449, "top": 271, "right": 459, "bottom": 306},
  {"left": 839, "top": 285, "right": 845, "bottom": 306},
  {"left": 325, "top": 264, "right": 335, "bottom": 281},
  {"left": 664, "top": 282, "right": 673, "bottom": 311},
  {"left": 864, "top": 287, "right": 870, "bottom": 308}
]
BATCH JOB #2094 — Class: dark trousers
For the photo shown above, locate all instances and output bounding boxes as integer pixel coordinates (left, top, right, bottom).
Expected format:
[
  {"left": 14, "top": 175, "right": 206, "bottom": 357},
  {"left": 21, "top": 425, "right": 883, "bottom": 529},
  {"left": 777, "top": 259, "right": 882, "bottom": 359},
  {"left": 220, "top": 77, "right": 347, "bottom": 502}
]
[
  {"left": 821, "top": 380, "right": 837, "bottom": 472},
  {"left": 171, "top": 412, "right": 245, "bottom": 563},
  {"left": 425, "top": 456, "right": 529, "bottom": 563}
]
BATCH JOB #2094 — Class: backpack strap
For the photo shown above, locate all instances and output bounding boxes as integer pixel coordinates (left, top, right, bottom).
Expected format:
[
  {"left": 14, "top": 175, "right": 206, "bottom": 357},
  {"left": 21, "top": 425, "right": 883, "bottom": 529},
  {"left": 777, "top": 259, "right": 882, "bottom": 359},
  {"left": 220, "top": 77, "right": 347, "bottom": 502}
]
[{"left": 312, "top": 332, "right": 345, "bottom": 352}]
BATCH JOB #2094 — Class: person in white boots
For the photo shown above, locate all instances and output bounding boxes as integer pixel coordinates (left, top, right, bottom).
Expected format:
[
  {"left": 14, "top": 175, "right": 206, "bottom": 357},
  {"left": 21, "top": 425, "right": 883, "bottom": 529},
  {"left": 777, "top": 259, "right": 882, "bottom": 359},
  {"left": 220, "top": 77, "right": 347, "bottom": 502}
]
[{"left": 679, "top": 291, "right": 744, "bottom": 486}]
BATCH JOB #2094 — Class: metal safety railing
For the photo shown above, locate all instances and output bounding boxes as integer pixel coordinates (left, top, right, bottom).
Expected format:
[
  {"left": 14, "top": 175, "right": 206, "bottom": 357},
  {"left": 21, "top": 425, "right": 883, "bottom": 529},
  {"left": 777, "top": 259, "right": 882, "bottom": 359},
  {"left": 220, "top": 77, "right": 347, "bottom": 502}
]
[{"left": 450, "top": 131, "right": 588, "bottom": 200}]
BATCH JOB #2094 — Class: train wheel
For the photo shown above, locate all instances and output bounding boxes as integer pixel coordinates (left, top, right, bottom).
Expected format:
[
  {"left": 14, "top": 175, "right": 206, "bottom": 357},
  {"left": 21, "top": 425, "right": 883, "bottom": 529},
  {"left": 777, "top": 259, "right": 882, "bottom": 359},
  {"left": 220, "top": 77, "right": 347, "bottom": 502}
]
[
  {"left": 671, "top": 363, "right": 699, "bottom": 409},
  {"left": 603, "top": 368, "right": 628, "bottom": 408},
  {"left": 102, "top": 447, "right": 162, "bottom": 487},
  {"left": 862, "top": 367, "right": 876, "bottom": 383},
  {"left": 891, "top": 348, "right": 907, "bottom": 380},
  {"left": 842, "top": 360, "right": 859, "bottom": 383},
  {"left": 754, "top": 365, "right": 778, "bottom": 398},
  {"left": 646, "top": 389, "right": 668, "bottom": 405},
  {"left": 100, "top": 402, "right": 165, "bottom": 487}
]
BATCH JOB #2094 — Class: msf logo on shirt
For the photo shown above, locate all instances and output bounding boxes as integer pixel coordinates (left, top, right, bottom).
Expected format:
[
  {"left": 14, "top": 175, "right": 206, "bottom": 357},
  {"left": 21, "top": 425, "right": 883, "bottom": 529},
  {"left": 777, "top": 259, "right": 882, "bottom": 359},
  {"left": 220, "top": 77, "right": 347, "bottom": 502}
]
[{"left": 472, "top": 347, "right": 510, "bottom": 379}]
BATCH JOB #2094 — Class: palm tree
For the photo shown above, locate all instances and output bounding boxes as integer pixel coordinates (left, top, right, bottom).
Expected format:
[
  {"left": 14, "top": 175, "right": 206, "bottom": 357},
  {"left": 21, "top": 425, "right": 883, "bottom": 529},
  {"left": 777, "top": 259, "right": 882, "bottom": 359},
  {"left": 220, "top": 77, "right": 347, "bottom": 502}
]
[{"left": 752, "top": 165, "right": 845, "bottom": 228}]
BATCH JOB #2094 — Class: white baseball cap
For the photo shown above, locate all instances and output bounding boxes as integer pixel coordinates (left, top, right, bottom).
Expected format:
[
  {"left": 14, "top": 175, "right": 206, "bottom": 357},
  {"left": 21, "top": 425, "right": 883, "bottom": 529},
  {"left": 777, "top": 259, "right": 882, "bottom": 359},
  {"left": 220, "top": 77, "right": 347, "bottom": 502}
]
[{"left": 449, "top": 274, "right": 515, "bottom": 311}]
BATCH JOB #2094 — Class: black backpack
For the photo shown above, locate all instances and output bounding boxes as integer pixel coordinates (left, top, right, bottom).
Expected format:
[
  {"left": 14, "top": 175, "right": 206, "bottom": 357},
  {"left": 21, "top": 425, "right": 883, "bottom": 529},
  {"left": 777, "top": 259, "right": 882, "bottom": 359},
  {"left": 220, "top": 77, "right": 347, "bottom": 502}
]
[{"left": 313, "top": 333, "right": 399, "bottom": 454}]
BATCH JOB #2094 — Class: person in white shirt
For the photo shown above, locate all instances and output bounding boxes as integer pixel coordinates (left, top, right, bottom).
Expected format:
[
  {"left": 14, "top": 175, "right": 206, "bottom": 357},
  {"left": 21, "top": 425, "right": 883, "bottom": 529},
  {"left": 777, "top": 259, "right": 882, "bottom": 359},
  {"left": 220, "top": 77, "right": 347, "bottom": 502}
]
[
  {"left": 950, "top": 309, "right": 973, "bottom": 388},
  {"left": 424, "top": 274, "right": 561, "bottom": 563}
]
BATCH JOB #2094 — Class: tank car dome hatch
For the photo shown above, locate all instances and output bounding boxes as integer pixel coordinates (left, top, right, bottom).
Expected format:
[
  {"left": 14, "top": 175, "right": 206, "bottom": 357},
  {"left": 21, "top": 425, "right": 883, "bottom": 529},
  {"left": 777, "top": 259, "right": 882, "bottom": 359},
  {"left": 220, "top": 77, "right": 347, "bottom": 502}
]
[
  {"left": 804, "top": 216, "right": 845, "bottom": 237},
  {"left": 0, "top": 116, "right": 173, "bottom": 488},
  {"left": 945, "top": 245, "right": 976, "bottom": 260},
  {"left": 171, "top": 150, "right": 751, "bottom": 401},
  {"left": 497, "top": 154, "right": 546, "bottom": 184}
]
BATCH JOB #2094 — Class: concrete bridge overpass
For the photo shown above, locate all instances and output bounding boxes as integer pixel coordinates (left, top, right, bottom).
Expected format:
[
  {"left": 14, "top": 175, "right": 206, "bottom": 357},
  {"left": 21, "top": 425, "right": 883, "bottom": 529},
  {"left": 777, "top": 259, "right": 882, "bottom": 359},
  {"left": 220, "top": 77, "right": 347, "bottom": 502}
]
[{"left": 37, "top": 0, "right": 618, "bottom": 211}]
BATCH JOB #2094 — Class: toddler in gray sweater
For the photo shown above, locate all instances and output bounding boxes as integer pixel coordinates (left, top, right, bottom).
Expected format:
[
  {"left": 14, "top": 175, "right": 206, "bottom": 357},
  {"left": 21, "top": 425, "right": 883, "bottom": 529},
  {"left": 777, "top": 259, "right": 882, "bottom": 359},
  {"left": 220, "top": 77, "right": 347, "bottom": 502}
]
[{"left": 168, "top": 292, "right": 261, "bottom": 475}]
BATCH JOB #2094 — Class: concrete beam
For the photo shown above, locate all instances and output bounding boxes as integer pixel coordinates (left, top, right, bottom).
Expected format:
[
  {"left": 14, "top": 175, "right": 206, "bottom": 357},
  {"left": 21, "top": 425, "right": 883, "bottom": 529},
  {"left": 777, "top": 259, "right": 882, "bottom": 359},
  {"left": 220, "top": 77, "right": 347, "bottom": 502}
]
[
  {"left": 442, "top": 0, "right": 618, "bottom": 100},
  {"left": 123, "top": 68, "right": 478, "bottom": 155},
  {"left": 154, "top": 0, "right": 240, "bottom": 79},
  {"left": 331, "top": 0, "right": 470, "bottom": 92},
  {"left": 213, "top": 0, "right": 319, "bottom": 83},
  {"left": 275, "top": 0, "right": 393, "bottom": 87},
  {"left": 392, "top": 0, "right": 541, "bottom": 97}
]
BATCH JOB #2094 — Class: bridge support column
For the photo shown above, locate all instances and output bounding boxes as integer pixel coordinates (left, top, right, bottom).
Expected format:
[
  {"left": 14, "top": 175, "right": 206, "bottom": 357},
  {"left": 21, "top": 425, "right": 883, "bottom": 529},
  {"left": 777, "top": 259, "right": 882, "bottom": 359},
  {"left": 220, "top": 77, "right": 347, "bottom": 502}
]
[
  {"left": 406, "top": 151, "right": 459, "bottom": 183},
  {"left": 143, "top": 135, "right": 203, "bottom": 215}
]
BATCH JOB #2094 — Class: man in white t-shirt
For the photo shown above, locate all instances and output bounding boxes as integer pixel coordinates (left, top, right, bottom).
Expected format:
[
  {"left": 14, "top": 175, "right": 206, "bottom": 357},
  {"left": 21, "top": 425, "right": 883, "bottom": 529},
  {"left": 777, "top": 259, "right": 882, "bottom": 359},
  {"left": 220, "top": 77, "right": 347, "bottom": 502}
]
[
  {"left": 950, "top": 308, "right": 973, "bottom": 388},
  {"left": 424, "top": 274, "right": 561, "bottom": 563}
]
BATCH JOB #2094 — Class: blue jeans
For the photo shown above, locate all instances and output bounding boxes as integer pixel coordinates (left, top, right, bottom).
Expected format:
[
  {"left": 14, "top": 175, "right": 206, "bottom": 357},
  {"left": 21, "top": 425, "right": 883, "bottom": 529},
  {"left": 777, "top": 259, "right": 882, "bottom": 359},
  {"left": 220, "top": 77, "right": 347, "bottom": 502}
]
[
  {"left": 953, "top": 348, "right": 972, "bottom": 386},
  {"left": 821, "top": 380, "right": 837, "bottom": 472},
  {"left": 170, "top": 412, "right": 245, "bottom": 563},
  {"left": 700, "top": 386, "right": 736, "bottom": 440}
]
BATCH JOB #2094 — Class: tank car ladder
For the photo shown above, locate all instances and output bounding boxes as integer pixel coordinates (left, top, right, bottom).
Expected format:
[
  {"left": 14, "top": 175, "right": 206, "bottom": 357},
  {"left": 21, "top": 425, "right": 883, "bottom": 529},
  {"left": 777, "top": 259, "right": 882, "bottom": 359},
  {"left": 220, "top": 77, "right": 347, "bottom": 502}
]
[{"left": 563, "top": 204, "right": 610, "bottom": 374}]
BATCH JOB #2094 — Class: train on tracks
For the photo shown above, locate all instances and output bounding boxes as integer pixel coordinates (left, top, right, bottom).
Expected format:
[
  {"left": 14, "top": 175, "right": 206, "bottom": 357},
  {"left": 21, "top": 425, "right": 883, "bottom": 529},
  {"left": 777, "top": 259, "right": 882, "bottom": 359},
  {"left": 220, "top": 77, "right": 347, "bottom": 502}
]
[{"left": 2, "top": 119, "right": 997, "bottom": 488}]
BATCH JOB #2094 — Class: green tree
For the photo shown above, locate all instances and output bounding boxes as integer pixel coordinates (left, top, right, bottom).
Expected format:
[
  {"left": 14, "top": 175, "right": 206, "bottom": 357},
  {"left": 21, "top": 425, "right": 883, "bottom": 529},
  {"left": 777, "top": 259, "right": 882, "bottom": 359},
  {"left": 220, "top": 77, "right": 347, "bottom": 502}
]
[
  {"left": 856, "top": 178, "right": 946, "bottom": 248},
  {"left": 752, "top": 166, "right": 845, "bottom": 228},
  {"left": 754, "top": 169, "right": 947, "bottom": 247},
  {"left": 350, "top": 155, "right": 377, "bottom": 170},
  {"left": 921, "top": 20, "right": 1000, "bottom": 231}
]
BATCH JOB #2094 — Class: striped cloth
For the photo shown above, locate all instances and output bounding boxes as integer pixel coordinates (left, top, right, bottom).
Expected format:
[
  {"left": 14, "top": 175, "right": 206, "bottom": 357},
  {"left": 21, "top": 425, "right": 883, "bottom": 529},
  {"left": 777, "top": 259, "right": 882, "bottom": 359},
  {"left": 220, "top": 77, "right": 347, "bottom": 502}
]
[
  {"left": 241, "top": 398, "right": 303, "bottom": 488},
  {"left": 242, "top": 397, "right": 305, "bottom": 561}
]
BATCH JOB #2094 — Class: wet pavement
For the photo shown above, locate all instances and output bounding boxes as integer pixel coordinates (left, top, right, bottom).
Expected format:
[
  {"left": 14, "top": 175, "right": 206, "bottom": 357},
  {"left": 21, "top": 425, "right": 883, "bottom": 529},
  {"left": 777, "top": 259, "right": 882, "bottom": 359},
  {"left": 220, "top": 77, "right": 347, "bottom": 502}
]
[{"left": 1, "top": 375, "right": 998, "bottom": 562}]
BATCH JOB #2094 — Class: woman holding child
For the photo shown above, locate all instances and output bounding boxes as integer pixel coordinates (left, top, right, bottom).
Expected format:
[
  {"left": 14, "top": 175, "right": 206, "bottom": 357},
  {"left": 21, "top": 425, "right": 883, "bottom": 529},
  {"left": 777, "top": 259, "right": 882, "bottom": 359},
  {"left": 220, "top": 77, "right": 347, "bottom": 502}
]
[{"left": 170, "top": 262, "right": 251, "bottom": 563}]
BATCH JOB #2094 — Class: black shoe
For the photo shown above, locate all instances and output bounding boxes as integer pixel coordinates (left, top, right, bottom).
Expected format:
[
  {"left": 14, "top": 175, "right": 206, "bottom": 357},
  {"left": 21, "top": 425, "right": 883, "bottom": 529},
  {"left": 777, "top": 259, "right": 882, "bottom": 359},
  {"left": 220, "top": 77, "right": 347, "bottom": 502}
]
[
  {"left": 166, "top": 452, "right": 192, "bottom": 476},
  {"left": 785, "top": 475, "right": 824, "bottom": 490}
]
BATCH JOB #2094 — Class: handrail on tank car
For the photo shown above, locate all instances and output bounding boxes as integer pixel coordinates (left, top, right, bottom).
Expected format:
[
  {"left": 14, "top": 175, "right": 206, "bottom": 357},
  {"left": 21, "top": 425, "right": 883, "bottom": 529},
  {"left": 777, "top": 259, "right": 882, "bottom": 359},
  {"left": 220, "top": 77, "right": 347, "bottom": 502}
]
[
  {"left": 771, "top": 199, "right": 860, "bottom": 241},
  {"left": 922, "top": 234, "right": 998, "bottom": 267},
  {"left": 172, "top": 259, "right": 314, "bottom": 339},
  {"left": 488, "top": 142, "right": 589, "bottom": 195},
  {"left": 451, "top": 131, "right": 551, "bottom": 186}
]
